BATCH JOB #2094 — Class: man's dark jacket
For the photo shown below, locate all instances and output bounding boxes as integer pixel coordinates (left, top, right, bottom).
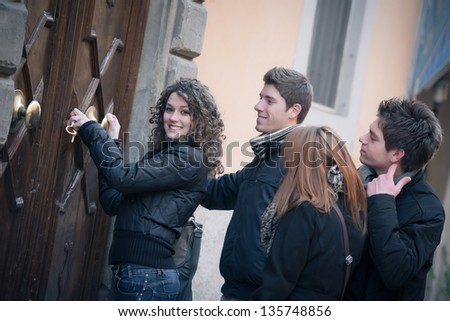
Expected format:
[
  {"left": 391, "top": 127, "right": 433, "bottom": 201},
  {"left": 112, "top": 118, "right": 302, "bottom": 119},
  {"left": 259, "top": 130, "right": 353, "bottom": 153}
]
[
  {"left": 345, "top": 169, "right": 445, "bottom": 300},
  {"left": 201, "top": 141, "right": 283, "bottom": 299}
]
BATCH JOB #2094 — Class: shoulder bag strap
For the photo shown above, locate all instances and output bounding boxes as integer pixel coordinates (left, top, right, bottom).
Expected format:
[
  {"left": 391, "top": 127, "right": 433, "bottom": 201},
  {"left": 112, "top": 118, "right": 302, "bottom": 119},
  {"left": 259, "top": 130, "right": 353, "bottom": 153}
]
[{"left": 333, "top": 204, "right": 353, "bottom": 300}]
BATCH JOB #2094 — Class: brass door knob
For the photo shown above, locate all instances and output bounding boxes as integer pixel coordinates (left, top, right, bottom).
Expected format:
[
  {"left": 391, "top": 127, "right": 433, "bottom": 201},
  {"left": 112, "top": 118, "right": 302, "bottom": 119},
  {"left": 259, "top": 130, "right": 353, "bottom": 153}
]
[
  {"left": 10, "top": 89, "right": 41, "bottom": 132},
  {"left": 85, "top": 106, "right": 109, "bottom": 131}
]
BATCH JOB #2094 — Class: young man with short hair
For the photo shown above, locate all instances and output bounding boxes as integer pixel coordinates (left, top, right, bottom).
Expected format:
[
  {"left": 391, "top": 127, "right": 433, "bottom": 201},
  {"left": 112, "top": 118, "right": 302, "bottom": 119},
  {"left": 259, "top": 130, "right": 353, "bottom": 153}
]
[
  {"left": 347, "top": 98, "right": 445, "bottom": 300},
  {"left": 202, "top": 67, "right": 313, "bottom": 300}
]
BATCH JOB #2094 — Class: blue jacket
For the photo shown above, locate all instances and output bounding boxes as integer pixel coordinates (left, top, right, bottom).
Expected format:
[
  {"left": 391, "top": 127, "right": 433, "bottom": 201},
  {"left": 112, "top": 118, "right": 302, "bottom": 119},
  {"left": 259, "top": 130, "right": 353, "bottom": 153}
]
[
  {"left": 78, "top": 121, "right": 208, "bottom": 269},
  {"left": 201, "top": 141, "right": 284, "bottom": 299}
]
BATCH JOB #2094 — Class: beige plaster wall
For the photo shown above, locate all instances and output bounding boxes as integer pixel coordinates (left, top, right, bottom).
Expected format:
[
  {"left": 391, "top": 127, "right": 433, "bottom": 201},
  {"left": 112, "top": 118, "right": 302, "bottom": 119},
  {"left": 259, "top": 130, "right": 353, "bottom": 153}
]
[
  {"left": 353, "top": 0, "right": 421, "bottom": 164},
  {"left": 195, "top": 0, "right": 304, "bottom": 173}
]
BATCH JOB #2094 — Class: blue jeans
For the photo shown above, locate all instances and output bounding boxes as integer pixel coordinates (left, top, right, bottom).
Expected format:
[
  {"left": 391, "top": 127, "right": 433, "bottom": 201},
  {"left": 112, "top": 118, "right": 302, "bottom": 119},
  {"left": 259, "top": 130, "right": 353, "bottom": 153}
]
[{"left": 109, "top": 264, "right": 179, "bottom": 301}]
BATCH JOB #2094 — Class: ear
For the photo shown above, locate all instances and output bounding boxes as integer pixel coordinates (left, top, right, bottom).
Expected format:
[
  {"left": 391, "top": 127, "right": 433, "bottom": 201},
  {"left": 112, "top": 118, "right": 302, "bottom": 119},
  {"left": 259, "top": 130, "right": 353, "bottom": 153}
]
[
  {"left": 289, "top": 103, "right": 302, "bottom": 120},
  {"left": 390, "top": 148, "right": 405, "bottom": 163}
]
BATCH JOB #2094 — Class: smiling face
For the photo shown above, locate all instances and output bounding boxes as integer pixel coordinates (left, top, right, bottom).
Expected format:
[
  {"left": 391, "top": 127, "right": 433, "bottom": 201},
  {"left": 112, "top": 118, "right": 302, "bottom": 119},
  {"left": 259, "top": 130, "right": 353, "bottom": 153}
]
[
  {"left": 163, "top": 92, "right": 192, "bottom": 139},
  {"left": 254, "top": 84, "right": 298, "bottom": 133}
]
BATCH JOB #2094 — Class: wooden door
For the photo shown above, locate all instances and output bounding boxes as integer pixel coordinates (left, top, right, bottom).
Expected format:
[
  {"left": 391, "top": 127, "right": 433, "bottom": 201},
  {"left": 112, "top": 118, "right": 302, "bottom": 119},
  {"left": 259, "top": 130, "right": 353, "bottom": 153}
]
[{"left": 0, "top": 0, "right": 149, "bottom": 300}]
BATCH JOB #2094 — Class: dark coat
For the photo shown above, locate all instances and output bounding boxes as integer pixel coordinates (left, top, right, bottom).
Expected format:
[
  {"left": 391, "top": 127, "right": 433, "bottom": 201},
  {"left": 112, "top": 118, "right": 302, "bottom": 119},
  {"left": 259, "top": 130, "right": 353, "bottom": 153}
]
[
  {"left": 201, "top": 141, "right": 284, "bottom": 299},
  {"left": 78, "top": 121, "right": 208, "bottom": 269},
  {"left": 345, "top": 169, "right": 445, "bottom": 300},
  {"left": 252, "top": 198, "right": 366, "bottom": 300}
]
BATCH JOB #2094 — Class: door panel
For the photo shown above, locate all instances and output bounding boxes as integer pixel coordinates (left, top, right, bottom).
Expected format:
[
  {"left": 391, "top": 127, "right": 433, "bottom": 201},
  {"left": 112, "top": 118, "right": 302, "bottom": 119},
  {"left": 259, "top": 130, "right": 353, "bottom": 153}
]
[
  {"left": 0, "top": 0, "right": 149, "bottom": 300},
  {"left": 0, "top": 0, "right": 55, "bottom": 300}
]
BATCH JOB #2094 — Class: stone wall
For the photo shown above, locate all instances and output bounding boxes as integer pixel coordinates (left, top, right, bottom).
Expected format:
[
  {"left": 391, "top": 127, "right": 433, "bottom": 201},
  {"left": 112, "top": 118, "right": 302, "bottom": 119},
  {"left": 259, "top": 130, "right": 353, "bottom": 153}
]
[{"left": 0, "top": 1, "right": 27, "bottom": 152}]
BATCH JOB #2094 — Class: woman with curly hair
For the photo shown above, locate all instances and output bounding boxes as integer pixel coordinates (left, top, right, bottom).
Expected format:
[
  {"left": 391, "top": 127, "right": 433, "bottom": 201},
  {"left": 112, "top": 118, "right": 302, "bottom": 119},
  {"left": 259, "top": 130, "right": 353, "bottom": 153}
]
[
  {"left": 149, "top": 78, "right": 224, "bottom": 176},
  {"left": 67, "top": 78, "right": 225, "bottom": 301}
]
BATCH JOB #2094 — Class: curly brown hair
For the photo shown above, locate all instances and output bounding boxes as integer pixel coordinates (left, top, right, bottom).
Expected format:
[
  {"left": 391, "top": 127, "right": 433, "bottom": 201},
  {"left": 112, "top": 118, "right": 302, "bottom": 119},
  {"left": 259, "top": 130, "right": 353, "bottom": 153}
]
[{"left": 149, "top": 78, "right": 225, "bottom": 176}]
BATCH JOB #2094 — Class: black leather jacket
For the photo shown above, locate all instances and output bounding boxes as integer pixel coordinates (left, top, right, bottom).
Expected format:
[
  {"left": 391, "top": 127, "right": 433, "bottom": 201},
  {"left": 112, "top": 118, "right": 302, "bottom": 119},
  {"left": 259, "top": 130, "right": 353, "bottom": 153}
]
[{"left": 78, "top": 121, "right": 208, "bottom": 269}]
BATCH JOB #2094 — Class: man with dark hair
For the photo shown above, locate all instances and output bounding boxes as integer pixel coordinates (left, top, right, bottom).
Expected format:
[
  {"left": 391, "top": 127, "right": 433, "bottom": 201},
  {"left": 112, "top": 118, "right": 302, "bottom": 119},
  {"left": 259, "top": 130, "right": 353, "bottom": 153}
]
[
  {"left": 202, "top": 67, "right": 313, "bottom": 300},
  {"left": 346, "top": 97, "right": 445, "bottom": 300}
]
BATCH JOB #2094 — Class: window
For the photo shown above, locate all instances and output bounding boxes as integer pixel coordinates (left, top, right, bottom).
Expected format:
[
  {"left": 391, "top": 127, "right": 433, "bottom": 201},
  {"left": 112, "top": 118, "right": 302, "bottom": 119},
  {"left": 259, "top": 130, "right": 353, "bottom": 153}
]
[
  {"left": 295, "top": 0, "right": 369, "bottom": 115},
  {"left": 307, "top": 0, "right": 352, "bottom": 108}
]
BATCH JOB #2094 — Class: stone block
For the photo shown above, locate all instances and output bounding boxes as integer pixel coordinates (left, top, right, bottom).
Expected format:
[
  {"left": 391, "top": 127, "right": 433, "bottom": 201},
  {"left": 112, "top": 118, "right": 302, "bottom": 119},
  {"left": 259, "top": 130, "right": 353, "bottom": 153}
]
[
  {"left": 170, "top": 0, "right": 207, "bottom": 59},
  {"left": 166, "top": 54, "right": 198, "bottom": 86},
  {"left": 0, "top": 1, "right": 28, "bottom": 75},
  {"left": 0, "top": 78, "right": 14, "bottom": 149}
]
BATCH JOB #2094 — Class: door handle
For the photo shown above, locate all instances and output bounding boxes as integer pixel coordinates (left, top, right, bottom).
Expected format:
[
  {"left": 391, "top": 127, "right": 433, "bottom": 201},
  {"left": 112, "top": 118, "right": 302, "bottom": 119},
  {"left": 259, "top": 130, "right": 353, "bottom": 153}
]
[
  {"left": 85, "top": 106, "right": 110, "bottom": 131},
  {"left": 10, "top": 89, "right": 41, "bottom": 132}
]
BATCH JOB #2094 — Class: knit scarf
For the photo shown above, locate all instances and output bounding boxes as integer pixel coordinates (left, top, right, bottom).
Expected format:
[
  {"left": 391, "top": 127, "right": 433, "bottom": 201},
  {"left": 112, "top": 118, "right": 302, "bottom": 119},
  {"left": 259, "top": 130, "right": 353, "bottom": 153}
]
[
  {"left": 250, "top": 124, "right": 300, "bottom": 159},
  {"left": 260, "top": 164, "right": 345, "bottom": 254}
]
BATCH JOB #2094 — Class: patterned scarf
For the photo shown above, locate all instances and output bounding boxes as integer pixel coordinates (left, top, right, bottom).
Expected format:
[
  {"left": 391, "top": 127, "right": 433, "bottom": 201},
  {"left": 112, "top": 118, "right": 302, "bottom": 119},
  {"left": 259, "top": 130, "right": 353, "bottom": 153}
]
[
  {"left": 260, "top": 164, "right": 345, "bottom": 254},
  {"left": 250, "top": 124, "right": 300, "bottom": 159}
]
